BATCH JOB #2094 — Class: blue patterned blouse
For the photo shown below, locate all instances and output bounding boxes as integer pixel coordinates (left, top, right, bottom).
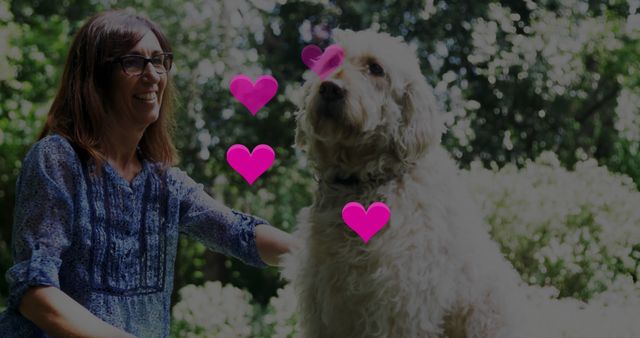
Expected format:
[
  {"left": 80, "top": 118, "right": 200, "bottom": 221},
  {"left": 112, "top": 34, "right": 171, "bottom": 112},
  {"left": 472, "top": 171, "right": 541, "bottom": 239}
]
[{"left": 0, "top": 134, "right": 268, "bottom": 337}]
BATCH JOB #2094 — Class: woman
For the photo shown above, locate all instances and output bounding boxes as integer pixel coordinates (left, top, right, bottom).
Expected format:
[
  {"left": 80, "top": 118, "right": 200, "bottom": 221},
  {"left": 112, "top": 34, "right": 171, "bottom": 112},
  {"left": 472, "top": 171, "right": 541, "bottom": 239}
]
[{"left": 0, "top": 10, "right": 294, "bottom": 338}]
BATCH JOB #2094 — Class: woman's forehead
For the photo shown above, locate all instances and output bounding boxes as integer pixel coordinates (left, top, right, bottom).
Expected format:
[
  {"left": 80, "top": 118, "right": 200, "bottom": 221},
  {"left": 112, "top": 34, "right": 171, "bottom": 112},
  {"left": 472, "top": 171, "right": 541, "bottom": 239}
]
[{"left": 127, "top": 30, "right": 163, "bottom": 54}]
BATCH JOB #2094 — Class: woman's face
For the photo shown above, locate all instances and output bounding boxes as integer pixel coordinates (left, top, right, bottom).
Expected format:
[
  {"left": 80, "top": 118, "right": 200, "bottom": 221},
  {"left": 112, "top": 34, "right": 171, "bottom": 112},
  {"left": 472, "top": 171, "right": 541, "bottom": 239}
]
[{"left": 106, "top": 30, "right": 168, "bottom": 131}]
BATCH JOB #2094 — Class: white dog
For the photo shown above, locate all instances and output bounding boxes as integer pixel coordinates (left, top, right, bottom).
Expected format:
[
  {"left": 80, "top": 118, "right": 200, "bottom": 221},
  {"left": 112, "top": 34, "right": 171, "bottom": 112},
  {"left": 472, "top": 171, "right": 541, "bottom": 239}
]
[{"left": 283, "top": 29, "right": 640, "bottom": 338}]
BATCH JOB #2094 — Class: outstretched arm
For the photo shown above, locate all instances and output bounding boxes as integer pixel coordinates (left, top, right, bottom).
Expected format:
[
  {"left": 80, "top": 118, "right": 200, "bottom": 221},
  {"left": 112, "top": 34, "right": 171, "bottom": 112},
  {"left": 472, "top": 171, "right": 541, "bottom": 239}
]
[{"left": 171, "top": 167, "right": 301, "bottom": 268}]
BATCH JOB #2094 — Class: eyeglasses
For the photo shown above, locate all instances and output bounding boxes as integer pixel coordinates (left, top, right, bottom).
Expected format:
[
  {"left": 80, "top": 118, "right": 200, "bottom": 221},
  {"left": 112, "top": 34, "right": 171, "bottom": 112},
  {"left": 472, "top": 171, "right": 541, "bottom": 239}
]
[{"left": 111, "top": 53, "right": 173, "bottom": 76}]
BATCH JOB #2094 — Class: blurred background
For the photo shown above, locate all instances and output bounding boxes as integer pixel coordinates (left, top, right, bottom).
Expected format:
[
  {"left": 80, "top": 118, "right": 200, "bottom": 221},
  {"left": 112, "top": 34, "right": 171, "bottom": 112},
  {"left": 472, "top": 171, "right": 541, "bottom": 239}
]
[{"left": 1, "top": 0, "right": 639, "bottom": 336}]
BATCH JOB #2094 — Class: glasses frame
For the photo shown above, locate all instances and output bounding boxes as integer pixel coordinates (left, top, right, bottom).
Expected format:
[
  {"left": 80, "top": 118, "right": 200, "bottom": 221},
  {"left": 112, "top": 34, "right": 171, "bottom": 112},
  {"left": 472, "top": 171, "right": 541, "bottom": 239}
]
[{"left": 110, "top": 52, "right": 173, "bottom": 77}]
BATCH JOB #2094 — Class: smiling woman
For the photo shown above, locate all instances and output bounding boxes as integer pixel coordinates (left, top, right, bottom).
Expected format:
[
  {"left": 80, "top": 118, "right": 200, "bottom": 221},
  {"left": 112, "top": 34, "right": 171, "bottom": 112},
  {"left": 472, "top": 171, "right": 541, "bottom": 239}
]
[
  {"left": 104, "top": 33, "right": 170, "bottom": 143},
  {"left": 38, "top": 9, "right": 176, "bottom": 175},
  {"left": 0, "top": 10, "right": 295, "bottom": 338}
]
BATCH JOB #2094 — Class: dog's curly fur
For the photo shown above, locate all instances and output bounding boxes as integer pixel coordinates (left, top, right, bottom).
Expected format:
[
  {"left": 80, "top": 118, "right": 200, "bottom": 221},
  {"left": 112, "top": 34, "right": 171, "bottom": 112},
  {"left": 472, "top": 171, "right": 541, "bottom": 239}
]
[{"left": 283, "top": 29, "right": 640, "bottom": 338}]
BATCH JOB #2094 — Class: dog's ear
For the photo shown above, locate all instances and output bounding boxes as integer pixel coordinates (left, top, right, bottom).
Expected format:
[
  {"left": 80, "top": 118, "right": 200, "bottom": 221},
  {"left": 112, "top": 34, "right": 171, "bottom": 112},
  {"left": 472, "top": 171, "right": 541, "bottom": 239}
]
[
  {"left": 396, "top": 76, "right": 443, "bottom": 162},
  {"left": 294, "top": 110, "right": 308, "bottom": 150},
  {"left": 293, "top": 81, "right": 313, "bottom": 151},
  {"left": 333, "top": 28, "right": 345, "bottom": 42}
]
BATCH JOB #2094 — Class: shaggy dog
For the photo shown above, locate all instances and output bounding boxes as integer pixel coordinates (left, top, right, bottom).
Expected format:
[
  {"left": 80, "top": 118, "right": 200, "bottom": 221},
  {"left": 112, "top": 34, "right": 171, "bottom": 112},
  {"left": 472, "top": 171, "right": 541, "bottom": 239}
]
[{"left": 283, "top": 29, "right": 640, "bottom": 338}]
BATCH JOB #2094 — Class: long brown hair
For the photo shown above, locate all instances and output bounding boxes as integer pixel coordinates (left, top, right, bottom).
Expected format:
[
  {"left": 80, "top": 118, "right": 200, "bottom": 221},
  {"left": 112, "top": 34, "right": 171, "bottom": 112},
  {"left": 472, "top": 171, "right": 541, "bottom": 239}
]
[{"left": 38, "top": 9, "right": 178, "bottom": 171}]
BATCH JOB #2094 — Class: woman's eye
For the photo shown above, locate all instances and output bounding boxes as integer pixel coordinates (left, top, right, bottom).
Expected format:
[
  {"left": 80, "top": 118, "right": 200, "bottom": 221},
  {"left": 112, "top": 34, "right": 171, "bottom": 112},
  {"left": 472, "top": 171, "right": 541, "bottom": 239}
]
[
  {"left": 122, "top": 57, "right": 143, "bottom": 69},
  {"left": 151, "top": 56, "right": 164, "bottom": 66},
  {"left": 368, "top": 62, "right": 384, "bottom": 76}
]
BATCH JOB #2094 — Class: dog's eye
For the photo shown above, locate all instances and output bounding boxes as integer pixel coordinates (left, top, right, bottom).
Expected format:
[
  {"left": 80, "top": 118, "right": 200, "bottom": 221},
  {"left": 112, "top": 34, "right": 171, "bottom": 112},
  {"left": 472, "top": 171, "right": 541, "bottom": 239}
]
[{"left": 368, "top": 62, "right": 384, "bottom": 76}]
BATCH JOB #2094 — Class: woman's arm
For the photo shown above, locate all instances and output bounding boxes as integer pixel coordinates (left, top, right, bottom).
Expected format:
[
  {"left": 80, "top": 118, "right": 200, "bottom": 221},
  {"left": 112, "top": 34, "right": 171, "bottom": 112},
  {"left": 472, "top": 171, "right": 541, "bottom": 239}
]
[
  {"left": 170, "top": 167, "right": 299, "bottom": 268},
  {"left": 255, "top": 224, "right": 299, "bottom": 266},
  {"left": 19, "top": 285, "right": 136, "bottom": 338}
]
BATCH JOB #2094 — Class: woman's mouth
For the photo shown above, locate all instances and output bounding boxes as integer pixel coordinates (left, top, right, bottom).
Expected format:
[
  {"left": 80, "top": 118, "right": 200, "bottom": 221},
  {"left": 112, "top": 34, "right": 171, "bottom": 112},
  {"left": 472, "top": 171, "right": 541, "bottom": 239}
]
[{"left": 133, "top": 92, "right": 157, "bottom": 102}]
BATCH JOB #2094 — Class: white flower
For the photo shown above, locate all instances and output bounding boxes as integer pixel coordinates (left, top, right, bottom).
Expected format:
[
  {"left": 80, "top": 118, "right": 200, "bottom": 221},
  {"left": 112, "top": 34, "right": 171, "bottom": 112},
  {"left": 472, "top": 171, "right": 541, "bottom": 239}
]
[
  {"left": 463, "top": 151, "right": 640, "bottom": 300},
  {"left": 172, "top": 281, "right": 254, "bottom": 337}
]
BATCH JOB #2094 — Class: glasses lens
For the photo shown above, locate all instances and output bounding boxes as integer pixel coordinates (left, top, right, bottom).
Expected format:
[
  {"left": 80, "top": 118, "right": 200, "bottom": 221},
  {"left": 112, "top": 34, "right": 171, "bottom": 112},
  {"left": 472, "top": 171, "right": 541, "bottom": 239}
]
[
  {"left": 118, "top": 54, "right": 172, "bottom": 75},
  {"left": 150, "top": 55, "right": 169, "bottom": 74},
  {"left": 161, "top": 54, "right": 172, "bottom": 72},
  {"left": 121, "top": 56, "right": 145, "bottom": 75}
]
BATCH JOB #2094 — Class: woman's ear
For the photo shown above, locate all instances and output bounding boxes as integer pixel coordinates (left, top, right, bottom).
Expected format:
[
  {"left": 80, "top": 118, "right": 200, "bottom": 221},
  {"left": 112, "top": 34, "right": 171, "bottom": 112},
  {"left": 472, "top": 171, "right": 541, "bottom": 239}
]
[{"left": 395, "top": 76, "right": 443, "bottom": 162}]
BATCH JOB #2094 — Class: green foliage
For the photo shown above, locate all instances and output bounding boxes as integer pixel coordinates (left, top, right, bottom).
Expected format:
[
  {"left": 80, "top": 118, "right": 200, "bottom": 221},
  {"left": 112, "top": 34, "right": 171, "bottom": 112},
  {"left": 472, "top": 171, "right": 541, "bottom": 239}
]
[{"left": 0, "top": 0, "right": 75, "bottom": 294}]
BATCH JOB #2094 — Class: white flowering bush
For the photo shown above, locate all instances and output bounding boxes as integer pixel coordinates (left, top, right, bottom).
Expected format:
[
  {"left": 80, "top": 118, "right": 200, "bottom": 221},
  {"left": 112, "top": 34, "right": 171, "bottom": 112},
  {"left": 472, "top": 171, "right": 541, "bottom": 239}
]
[
  {"left": 172, "top": 283, "right": 299, "bottom": 338},
  {"left": 255, "top": 284, "right": 300, "bottom": 338},
  {"left": 171, "top": 281, "right": 255, "bottom": 338},
  {"left": 464, "top": 151, "right": 640, "bottom": 301}
]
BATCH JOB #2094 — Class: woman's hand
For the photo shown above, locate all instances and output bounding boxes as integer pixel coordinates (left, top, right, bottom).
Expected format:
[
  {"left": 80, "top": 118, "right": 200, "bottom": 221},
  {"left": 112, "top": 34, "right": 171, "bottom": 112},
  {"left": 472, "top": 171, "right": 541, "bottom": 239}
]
[{"left": 255, "top": 224, "right": 300, "bottom": 266}]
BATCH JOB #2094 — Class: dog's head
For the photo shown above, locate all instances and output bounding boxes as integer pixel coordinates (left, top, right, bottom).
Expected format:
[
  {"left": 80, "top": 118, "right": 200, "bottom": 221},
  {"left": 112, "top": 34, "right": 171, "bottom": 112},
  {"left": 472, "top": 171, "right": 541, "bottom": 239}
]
[{"left": 295, "top": 29, "right": 443, "bottom": 181}]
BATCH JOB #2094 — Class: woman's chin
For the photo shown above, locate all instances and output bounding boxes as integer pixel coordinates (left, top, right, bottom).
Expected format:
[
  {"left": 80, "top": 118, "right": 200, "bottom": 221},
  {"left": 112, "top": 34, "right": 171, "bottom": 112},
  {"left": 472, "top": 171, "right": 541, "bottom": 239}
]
[{"left": 135, "top": 111, "right": 160, "bottom": 130}]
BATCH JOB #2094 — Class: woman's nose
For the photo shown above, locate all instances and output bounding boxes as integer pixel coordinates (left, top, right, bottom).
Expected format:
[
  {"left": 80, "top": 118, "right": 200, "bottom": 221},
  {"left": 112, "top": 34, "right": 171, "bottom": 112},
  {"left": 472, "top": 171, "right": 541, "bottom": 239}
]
[{"left": 140, "top": 63, "right": 161, "bottom": 82}]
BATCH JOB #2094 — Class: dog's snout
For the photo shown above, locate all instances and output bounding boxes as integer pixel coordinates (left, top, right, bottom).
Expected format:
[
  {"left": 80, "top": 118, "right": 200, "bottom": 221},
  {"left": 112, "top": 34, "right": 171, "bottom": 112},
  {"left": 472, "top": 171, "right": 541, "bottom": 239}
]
[{"left": 319, "top": 81, "right": 344, "bottom": 101}]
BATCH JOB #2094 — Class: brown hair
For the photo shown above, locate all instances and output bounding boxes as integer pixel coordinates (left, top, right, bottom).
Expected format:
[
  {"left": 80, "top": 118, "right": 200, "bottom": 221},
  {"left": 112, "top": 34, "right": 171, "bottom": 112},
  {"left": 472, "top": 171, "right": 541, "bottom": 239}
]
[{"left": 38, "top": 9, "right": 178, "bottom": 171}]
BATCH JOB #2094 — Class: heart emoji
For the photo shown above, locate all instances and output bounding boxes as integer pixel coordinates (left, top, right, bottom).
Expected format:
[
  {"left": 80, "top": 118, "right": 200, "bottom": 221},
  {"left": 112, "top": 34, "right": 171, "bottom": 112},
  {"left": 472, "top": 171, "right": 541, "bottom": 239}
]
[
  {"left": 229, "top": 75, "right": 278, "bottom": 115},
  {"left": 342, "top": 202, "right": 390, "bottom": 244},
  {"left": 301, "top": 44, "right": 344, "bottom": 80},
  {"left": 226, "top": 144, "right": 275, "bottom": 185}
]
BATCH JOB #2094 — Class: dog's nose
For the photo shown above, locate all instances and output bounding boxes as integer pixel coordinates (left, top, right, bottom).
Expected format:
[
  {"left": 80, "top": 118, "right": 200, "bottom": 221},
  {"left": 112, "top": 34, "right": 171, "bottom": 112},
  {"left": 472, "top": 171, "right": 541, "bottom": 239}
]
[{"left": 319, "top": 81, "right": 344, "bottom": 101}]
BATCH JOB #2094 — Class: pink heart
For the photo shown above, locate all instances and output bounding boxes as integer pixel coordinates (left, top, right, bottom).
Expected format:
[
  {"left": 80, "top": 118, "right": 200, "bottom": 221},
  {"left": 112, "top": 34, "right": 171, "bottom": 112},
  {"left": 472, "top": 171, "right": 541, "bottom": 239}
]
[
  {"left": 301, "top": 44, "right": 344, "bottom": 80},
  {"left": 229, "top": 75, "right": 278, "bottom": 115},
  {"left": 226, "top": 144, "right": 275, "bottom": 185},
  {"left": 342, "top": 202, "right": 390, "bottom": 244}
]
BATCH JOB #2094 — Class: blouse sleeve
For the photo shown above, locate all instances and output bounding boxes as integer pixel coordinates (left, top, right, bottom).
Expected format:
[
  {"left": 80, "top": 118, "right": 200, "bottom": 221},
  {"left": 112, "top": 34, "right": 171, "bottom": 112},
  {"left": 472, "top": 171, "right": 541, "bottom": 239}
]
[
  {"left": 168, "top": 168, "right": 268, "bottom": 268},
  {"left": 5, "top": 135, "right": 79, "bottom": 312}
]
